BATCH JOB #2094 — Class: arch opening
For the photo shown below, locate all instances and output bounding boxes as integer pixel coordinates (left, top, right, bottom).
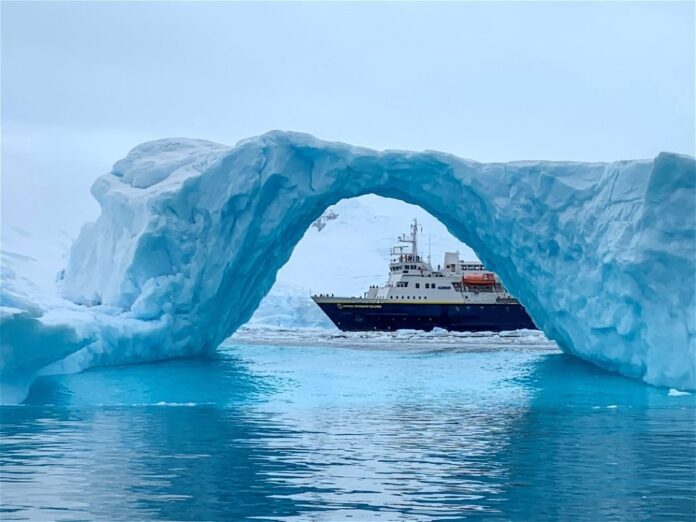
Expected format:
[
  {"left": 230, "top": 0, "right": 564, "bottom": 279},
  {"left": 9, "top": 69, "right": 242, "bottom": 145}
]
[{"left": 244, "top": 194, "right": 488, "bottom": 330}]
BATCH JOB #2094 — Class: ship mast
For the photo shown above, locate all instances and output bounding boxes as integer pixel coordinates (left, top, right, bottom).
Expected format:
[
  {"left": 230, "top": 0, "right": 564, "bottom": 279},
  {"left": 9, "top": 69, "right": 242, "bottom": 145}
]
[{"left": 398, "top": 218, "right": 420, "bottom": 259}]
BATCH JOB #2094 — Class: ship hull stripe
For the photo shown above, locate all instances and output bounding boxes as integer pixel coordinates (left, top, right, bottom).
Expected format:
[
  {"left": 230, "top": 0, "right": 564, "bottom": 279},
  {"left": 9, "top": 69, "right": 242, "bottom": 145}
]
[{"left": 315, "top": 301, "right": 538, "bottom": 332}]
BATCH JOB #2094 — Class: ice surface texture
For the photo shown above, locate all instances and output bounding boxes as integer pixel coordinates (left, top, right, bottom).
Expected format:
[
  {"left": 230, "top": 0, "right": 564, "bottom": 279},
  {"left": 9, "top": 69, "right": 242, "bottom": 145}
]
[{"left": 2, "top": 132, "right": 695, "bottom": 402}]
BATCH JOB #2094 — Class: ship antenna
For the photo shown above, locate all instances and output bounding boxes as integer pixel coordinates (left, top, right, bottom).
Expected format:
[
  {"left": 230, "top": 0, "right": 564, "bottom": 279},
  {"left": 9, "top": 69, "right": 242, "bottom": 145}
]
[{"left": 428, "top": 230, "right": 432, "bottom": 265}]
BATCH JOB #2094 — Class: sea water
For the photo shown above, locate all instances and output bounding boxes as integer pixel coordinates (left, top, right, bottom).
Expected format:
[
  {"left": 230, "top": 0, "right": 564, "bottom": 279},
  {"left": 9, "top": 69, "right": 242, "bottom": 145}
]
[{"left": 1, "top": 330, "right": 694, "bottom": 521}]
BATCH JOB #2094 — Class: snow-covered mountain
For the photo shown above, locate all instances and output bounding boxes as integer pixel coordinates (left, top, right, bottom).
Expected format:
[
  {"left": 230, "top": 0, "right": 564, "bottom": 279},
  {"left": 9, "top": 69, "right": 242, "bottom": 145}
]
[{"left": 248, "top": 195, "right": 477, "bottom": 328}]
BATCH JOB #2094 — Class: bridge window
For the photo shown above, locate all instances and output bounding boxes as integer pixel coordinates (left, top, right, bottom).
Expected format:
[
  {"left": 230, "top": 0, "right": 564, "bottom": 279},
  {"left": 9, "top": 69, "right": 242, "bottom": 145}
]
[{"left": 415, "top": 283, "right": 420, "bottom": 289}]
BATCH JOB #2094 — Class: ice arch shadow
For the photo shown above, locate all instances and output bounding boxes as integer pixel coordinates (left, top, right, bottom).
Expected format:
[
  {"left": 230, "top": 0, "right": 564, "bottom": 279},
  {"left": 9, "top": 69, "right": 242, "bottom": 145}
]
[{"left": 61, "top": 132, "right": 695, "bottom": 390}]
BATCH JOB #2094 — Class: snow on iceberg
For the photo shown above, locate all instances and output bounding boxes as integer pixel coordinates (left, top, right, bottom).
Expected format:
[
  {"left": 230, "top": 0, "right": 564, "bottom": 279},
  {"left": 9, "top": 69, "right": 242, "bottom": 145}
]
[
  {"left": 1, "top": 131, "right": 694, "bottom": 402},
  {"left": 246, "top": 284, "right": 333, "bottom": 330}
]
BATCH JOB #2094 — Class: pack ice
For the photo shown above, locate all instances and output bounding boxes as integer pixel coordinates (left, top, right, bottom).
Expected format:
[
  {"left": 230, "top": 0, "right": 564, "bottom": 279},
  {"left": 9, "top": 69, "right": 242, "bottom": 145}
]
[{"left": 1, "top": 132, "right": 694, "bottom": 403}]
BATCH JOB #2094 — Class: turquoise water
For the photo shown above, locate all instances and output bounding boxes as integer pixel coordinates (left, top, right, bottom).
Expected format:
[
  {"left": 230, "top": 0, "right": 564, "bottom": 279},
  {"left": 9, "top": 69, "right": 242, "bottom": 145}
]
[{"left": 1, "top": 338, "right": 695, "bottom": 521}]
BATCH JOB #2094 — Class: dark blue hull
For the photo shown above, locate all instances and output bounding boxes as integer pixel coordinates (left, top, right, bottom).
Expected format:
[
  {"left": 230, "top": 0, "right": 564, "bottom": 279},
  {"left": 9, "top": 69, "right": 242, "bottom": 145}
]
[{"left": 315, "top": 301, "right": 538, "bottom": 332}]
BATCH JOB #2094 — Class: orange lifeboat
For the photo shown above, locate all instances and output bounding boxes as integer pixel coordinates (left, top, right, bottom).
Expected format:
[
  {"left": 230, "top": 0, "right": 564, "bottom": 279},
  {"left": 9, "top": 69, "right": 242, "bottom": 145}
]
[{"left": 462, "top": 272, "right": 496, "bottom": 286}]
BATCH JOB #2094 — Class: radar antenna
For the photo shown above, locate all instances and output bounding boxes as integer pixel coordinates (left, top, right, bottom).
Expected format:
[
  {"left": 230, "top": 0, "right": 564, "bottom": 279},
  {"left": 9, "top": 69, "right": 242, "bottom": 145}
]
[{"left": 428, "top": 230, "right": 432, "bottom": 265}]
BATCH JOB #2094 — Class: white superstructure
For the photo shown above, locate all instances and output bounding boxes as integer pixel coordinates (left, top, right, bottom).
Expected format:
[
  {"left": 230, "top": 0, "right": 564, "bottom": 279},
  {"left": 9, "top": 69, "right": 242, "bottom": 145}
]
[{"left": 361, "top": 219, "right": 516, "bottom": 305}]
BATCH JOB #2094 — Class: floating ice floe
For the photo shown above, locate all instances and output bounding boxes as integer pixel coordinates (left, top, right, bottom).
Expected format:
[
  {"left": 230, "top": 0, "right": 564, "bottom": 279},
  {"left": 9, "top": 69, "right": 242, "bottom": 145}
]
[{"left": 668, "top": 388, "right": 691, "bottom": 397}]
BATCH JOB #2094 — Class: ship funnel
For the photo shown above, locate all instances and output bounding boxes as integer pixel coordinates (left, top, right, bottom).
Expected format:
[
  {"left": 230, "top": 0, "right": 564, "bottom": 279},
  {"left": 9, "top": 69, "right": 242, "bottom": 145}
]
[{"left": 443, "top": 251, "right": 460, "bottom": 271}]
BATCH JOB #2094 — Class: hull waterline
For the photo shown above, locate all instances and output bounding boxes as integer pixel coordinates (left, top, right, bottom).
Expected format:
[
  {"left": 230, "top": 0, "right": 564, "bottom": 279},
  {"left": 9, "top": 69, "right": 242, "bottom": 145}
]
[{"left": 314, "top": 299, "right": 537, "bottom": 332}]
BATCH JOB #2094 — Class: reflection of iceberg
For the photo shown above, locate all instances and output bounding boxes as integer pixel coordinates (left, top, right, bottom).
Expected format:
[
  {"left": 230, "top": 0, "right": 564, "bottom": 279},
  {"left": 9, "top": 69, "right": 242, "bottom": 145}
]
[
  {"left": 7, "top": 356, "right": 304, "bottom": 521},
  {"left": 496, "top": 354, "right": 696, "bottom": 520},
  {"left": 8, "top": 343, "right": 693, "bottom": 519},
  {"left": 1, "top": 131, "right": 694, "bottom": 402}
]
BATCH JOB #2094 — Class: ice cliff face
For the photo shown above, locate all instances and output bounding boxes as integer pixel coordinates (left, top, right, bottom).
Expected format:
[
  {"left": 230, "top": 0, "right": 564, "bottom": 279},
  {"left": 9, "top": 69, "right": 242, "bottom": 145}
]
[{"left": 2, "top": 131, "right": 695, "bottom": 401}]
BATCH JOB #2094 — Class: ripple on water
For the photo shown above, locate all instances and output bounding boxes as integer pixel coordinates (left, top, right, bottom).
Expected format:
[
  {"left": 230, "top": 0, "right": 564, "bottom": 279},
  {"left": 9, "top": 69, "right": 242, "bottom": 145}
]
[{"left": 2, "top": 334, "right": 694, "bottom": 521}]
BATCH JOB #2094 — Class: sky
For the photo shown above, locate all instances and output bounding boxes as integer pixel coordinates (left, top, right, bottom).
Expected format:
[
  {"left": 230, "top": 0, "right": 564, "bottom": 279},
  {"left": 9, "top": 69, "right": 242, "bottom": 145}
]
[{"left": 2, "top": 1, "right": 695, "bottom": 243}]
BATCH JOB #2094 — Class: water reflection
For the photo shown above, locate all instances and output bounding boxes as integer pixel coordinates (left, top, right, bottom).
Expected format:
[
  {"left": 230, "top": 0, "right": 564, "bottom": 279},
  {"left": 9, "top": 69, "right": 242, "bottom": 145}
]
[
  {"left": 498, "top": 355, "right": 696, "bottom": 521},
  {"left": 1, "top": 345, "right": 694, "bottom": 521}
]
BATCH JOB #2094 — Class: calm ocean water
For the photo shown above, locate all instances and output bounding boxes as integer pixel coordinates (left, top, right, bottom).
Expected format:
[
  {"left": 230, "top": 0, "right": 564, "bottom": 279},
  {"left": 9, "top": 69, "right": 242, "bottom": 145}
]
[{"left": 1, "top": 332, "right": 695, "bottom": 521}]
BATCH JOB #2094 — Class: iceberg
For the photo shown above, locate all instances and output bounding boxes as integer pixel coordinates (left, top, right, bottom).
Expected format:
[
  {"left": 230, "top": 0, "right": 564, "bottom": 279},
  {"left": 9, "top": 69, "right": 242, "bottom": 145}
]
[
  {"left": 247, "top": 283, "right": 333, "bottom": 329},
  {"left": 1, "top": 131, "right": 694, "bottom": 402}
]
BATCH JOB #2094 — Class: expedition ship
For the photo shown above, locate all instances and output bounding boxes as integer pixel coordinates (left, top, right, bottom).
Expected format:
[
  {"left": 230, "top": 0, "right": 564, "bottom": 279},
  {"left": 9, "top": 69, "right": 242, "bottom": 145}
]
[{"left": 312, "top": 220, "right": 537, "bottom": 332}]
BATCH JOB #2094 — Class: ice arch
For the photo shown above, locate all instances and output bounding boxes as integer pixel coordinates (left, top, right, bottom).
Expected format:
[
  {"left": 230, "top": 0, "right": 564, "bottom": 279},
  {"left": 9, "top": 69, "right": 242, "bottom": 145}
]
[{"left": 13, "top": 131, "right": 696, "bottom": 394}]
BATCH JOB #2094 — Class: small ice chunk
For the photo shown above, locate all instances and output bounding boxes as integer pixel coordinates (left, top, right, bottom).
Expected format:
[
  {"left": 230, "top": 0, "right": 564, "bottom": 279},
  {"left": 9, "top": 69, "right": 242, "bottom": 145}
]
[{"left": 668, "top": 388, "right": 691, "bottom": 397}]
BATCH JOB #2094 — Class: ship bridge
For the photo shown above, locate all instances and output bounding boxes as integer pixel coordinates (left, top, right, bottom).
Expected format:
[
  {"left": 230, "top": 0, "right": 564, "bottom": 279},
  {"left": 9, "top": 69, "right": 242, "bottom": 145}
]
[{"left": 388, "top": 219, "right": 433, "bottom": 275}]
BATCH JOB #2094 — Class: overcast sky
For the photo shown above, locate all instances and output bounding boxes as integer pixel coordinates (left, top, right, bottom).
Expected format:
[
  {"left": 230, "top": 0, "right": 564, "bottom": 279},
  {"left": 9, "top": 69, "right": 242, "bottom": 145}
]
[{"left": 2, "top": 1, "right": 694, "bottom": 237}]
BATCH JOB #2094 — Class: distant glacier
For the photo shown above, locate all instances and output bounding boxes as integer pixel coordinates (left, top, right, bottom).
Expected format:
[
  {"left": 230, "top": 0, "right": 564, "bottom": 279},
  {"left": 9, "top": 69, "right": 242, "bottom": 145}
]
[{"left": 1, "top": 131, "right": 694, "bottom": 403}]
